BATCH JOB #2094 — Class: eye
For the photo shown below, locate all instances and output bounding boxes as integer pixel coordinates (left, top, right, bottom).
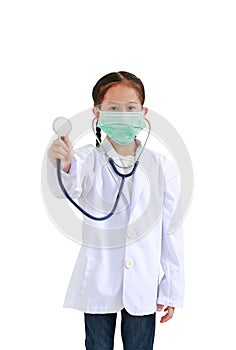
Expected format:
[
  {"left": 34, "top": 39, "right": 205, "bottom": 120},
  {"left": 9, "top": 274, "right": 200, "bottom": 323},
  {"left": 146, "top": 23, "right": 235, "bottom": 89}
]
[
  {"left": 110, "top": 106, "right": 119, "bottom": 111},
  {"left": 127, "top": 105, "right": 136, "bottom": 111}
]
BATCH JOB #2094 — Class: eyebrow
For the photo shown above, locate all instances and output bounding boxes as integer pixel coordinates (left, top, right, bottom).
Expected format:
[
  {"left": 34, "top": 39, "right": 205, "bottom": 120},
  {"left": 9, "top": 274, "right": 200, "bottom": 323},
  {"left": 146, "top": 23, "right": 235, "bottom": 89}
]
[{"left": 104, "top": 101, "right": 140, "bottom": 104}]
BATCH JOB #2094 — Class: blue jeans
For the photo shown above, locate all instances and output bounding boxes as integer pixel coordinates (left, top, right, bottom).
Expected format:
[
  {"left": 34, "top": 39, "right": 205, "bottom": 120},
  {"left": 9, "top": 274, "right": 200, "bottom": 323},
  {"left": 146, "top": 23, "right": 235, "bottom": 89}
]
[{"left": 84, "top": 308, "right": 156, "bottom": 350}]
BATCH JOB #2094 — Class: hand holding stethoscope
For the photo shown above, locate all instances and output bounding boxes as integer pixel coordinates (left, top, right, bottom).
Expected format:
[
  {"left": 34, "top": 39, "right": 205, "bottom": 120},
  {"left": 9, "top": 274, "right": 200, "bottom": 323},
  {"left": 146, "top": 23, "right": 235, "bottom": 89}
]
[{"left": 48, "top": 117, "right": 74, "bottom": 173}]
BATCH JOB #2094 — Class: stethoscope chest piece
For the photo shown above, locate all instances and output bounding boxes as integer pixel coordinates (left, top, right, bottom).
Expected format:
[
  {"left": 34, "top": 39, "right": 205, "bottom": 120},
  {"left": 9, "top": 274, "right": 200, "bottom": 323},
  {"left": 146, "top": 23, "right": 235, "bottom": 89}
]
[{"left": 53, "top": 117, "right": 72, "bottom": 138}]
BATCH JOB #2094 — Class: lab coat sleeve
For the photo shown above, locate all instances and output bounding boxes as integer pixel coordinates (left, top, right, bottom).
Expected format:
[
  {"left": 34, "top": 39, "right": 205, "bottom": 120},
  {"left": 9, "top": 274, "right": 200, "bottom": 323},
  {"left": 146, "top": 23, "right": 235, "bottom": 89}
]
[
  {"left": 157, "top": 160, "right": 185, "bottom": 308},
  {"left": 47, "top": 146, "right": 95, "bottom": 199}
]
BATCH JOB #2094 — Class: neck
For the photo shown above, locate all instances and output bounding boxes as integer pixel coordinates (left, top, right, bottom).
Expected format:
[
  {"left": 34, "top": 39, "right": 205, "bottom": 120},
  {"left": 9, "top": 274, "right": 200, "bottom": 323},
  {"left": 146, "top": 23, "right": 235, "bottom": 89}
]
[{"left": 107, "top": 136, "right": 137, "bottom": 156}]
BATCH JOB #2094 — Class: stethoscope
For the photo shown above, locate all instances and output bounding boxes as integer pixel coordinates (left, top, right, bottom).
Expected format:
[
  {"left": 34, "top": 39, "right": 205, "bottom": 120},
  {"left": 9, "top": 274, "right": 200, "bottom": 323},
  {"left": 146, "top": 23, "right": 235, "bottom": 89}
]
[{"left": 52, "top": 115, "right": 151, "bottom": 221}]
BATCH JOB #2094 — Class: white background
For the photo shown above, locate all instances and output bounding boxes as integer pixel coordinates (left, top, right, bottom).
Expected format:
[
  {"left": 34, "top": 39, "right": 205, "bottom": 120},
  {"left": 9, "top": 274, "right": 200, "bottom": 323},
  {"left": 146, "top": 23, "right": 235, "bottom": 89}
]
[{"left": 1, "top": 0, "right": 236, "bottom": 349}]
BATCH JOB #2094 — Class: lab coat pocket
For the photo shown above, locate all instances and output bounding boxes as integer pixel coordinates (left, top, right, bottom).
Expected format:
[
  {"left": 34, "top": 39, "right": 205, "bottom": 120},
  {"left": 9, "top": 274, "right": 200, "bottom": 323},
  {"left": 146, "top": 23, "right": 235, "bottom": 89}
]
[{"left": 79, "top": 256, "right": 95, "bottom": 297}]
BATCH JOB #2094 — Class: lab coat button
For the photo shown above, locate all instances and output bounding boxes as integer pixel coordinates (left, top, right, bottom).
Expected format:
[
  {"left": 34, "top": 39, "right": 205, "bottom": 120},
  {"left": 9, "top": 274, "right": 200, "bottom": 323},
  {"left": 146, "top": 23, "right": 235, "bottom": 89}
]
[
  {"left": 125, "top": 258, "right": 134, "bottom": 269},
  {"left": 127, "top": 229, "right": 136, "bottom": 239}
]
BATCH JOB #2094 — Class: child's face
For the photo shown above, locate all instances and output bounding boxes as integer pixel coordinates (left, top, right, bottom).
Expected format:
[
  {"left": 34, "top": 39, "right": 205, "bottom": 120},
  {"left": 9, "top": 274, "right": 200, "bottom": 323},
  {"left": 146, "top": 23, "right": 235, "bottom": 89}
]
[{"left": 93, "top": 84, "right": 146, "bottom": 117}]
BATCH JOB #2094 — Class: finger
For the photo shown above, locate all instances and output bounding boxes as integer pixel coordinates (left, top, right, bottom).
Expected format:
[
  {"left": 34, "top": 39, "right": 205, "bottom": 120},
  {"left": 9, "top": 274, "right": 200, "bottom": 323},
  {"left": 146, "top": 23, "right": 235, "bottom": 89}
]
[
  {"left": 53, "top": 152, "right": 68, "bottom": 161},
  {"left": 160, "top": 307, "right": 175, "bottom": 323},
  {"left": 66, "top": 148, "right": 74, "bottom": 162},
  {"left": 52, "top": 138, "right": 70, "bottom": 151},
  {"left": 157, "top": 304, "right": 164, "bottom": 312},
  {"left": 64, "top": 136, "right": 73, "bottom": 149},
  {"left": 160, "top": 313, "right": 173, "bottom": 323},
  {"left": 52, "top": 146, "right": 69, "bottom": 158},
  {"left": 53, "top": 138, "right": 70, "bottom": 151},
  {"left": 64, "top": 136, "right": 73, "bottom": 152}
]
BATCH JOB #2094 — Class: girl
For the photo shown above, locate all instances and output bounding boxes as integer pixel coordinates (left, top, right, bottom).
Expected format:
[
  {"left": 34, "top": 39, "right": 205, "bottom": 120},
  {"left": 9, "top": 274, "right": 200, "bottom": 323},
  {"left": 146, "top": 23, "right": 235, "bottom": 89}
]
[{"left": 48, "top": 71, "right": 184, "bottom": 349}]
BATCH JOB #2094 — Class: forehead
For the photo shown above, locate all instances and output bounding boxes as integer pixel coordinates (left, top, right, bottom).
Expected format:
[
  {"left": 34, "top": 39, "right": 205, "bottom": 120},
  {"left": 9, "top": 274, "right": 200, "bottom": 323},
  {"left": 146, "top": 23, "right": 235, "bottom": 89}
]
[{"left": 102, "top": 84, "right": 140, "bottom": 103}]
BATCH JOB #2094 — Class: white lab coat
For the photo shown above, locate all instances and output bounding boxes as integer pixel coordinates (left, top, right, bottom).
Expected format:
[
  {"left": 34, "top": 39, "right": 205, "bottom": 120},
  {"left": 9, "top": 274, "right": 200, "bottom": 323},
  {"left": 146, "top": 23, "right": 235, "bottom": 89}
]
[{"left": 47, "top": 139, "right": 184, "bottom": 315}]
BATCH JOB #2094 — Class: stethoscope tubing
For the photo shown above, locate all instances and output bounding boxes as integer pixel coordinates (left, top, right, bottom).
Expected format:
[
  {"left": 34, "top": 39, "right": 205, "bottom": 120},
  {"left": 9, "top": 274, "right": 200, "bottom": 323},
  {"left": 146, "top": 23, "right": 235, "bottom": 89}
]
[
  {"left": 56, "top": 148, "right": 137, "bottom": 221},
  {"left": 108, "top": 158, "right": 139, "bottom": 177}
]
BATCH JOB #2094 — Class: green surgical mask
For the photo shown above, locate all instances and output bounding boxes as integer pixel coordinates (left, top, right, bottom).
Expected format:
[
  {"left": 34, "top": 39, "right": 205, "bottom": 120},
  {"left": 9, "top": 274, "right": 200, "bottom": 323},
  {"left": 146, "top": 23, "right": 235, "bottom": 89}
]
[{"left": 97, "top": 111, "right": 146, "bottom": 145}]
